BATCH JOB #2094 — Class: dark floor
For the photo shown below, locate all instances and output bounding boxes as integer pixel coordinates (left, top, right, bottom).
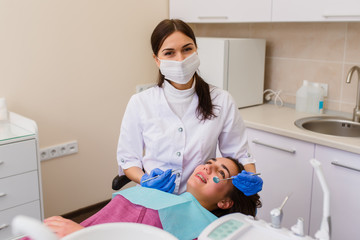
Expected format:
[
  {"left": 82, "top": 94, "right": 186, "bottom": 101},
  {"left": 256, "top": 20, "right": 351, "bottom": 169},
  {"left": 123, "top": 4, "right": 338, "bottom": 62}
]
[{"left": 61, "top": 199, "right": 111, "bottom": 223}]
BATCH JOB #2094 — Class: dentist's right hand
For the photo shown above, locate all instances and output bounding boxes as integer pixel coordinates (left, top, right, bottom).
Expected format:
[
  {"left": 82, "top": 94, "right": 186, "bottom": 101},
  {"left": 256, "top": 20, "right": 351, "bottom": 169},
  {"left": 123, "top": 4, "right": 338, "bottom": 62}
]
[{"left": 140, "top": 168, "right": 176, "bottom": 193}]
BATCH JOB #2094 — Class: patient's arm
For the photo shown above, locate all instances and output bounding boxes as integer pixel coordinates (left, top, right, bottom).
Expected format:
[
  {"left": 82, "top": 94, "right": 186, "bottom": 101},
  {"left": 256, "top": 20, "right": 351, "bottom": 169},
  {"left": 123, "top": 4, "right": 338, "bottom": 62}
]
[{"left": 44, "top": 216, "right": 84, "bottom": 238}]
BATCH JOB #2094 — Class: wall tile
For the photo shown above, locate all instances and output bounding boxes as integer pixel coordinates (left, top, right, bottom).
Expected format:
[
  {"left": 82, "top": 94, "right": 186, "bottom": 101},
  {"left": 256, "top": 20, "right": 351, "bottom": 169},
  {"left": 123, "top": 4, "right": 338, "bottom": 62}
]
[
  {"left": 341, "top": 103, "right": 356, "bottom": 114},
  {"left": 345, "top": 23, "right": 360, "bottom": 63},
  {"left": 326, "top": 101, "right": 341, "bottom": 112},
  {"left": 250, "top": 22, "right": 347, "bottom": 61},
  {"left": 191, "top": 23, "right": 250, "bottom": 38},
  {"left": 265, "top": 58, "right": 342, "bottom": 104}
]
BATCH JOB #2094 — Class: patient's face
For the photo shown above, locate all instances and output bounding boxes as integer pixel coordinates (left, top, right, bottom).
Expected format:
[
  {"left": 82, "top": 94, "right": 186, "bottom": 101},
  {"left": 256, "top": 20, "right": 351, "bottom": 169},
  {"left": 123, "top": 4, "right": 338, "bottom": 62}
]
[{"left": 186, "top": 157, "right": 239, "bottom": 210}]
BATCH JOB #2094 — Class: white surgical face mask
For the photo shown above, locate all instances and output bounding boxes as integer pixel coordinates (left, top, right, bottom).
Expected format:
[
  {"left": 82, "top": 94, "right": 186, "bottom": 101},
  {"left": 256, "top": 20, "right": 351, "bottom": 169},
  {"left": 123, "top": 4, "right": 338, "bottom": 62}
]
[{"left": 158, "top": 52, "right": 200, "bottom": 85}]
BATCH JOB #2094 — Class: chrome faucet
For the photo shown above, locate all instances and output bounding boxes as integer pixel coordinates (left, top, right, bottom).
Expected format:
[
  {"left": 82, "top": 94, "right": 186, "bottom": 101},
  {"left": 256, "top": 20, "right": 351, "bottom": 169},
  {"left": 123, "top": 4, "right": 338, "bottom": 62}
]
[{"left": 346, "top": 66, "right": 360, "bottom": 122}]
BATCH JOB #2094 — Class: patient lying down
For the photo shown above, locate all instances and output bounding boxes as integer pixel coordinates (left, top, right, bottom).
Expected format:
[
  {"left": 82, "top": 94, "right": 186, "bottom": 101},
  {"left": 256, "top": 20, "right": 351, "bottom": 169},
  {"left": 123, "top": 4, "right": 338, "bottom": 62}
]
[{"left": 43, "top": 157, "right": 261, "bottom": 240}]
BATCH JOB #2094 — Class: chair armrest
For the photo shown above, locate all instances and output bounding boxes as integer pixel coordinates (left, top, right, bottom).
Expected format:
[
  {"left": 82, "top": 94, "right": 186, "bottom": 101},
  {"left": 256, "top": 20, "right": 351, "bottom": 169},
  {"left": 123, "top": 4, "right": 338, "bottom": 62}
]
[{"left": 112, "top": 175, "right": 132, "bottom": 190}]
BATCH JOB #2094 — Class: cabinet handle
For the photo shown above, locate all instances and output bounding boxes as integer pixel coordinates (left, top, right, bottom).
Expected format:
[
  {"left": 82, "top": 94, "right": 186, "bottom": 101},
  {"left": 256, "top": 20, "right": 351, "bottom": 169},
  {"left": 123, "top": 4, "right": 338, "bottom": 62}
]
[
  {"left": 331, "top": 161, "right": 360, "bottom": 173},
  {"left": 0, "top": 193, "right": 7, "bottom": 197},
  {"left": 0, "top": 224, "right": 9, "bottom": 230},
  {"left": 198, "top": 16, "right": 228, "bottom": 20},
  {"left": 323, "top": 13, "right": 360, "bottom": 18},
  {"left": 252, "top": 139, "right": 296, "bottom": 154}
]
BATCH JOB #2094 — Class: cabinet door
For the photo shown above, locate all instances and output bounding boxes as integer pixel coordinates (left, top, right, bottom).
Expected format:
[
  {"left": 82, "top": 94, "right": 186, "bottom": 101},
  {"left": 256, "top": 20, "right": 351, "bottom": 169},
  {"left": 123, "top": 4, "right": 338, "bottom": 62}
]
[
  {"left": 273, "top": 0, "right": 360, "bottom": 22},
  {"left": 169, "top": 0, "right": 271, "bottom": 23},
  {"left": 0, "top": 201, "right": 41, "bottom": 240},
  {"left": 0, "top": 171, "right": 40, "bottom": 211},
  {"left": 247, "top": 128, "right": 314, "bottom": 234},
  {"left": 311, "top": 145, "right": 360, "bottom": 240},
  {"left": 0, "top": 139, "right": 37, "bottom": 178}
]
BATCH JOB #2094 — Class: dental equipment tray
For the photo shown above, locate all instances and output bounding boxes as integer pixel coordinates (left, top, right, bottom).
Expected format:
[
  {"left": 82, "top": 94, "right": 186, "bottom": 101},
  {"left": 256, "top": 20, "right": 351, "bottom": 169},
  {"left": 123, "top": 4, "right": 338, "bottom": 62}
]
[{"left": 198, "top": 212, "right": 314, "bottom": 240}]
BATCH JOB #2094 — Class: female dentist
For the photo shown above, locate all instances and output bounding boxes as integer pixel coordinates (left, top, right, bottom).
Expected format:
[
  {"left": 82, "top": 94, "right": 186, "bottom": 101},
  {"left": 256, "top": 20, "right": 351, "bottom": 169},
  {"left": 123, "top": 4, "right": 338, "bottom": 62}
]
[{"left": 117, "top": 19, "right": 262, "bottom": 195}]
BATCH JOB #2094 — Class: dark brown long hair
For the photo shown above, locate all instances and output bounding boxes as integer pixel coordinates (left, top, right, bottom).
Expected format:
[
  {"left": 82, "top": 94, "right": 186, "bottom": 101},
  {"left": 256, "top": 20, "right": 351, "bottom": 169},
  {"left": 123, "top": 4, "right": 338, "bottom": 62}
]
[
  {"left": 211, "top": 157, "right": 262, "bottom": 218},
  {"left": 150, "top": 19, "right": 217, "bottom": 121}
]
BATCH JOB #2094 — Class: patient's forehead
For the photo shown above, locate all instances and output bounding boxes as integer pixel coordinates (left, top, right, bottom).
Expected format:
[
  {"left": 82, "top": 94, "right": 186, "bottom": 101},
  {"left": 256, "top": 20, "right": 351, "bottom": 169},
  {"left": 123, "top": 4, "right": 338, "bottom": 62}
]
[{"left": 211, "top": 157, "right": 239, "bottom": 175}]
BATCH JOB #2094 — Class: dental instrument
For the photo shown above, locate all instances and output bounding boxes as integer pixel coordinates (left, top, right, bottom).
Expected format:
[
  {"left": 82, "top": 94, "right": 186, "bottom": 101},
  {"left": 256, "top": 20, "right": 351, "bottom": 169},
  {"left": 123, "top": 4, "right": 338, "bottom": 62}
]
[
  {"left": 141, "top": 170, "right": 176, "bottom": 183},
  {"left": 213, "top": 173, "right": 261, "bottom": 183},
  {"left": 270, "top": 193, "right": 291, "bottom": 229}
]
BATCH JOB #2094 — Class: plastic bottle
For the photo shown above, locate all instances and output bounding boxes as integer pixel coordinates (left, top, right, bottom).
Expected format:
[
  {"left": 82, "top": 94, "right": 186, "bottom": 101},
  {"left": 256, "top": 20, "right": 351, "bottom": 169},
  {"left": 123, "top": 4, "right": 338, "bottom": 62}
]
[
  {"left": 306, "top": 82, "right": 323, "bottom": 114},
  {"left": 295, "top": 80, "right": 309, "bottom": 112},
  {"left": 319, "top": 87, "right": 324, "bottom": 114}
]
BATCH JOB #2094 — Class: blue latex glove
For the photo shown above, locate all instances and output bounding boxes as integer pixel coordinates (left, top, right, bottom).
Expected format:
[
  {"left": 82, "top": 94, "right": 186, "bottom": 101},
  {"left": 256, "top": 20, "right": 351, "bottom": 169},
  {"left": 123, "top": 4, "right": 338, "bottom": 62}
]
[
  {"left": 140, "top": 168, "right": 176, "bottom": 193},
  {"left": 232, "top": 170, "right": 263, "bottom": 196}
]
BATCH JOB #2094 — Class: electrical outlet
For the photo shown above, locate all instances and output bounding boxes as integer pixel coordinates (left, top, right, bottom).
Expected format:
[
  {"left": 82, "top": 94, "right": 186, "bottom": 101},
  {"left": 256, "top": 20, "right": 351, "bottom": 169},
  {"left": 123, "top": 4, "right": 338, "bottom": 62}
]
[
  {"left": 66, "top": 141, "right": 78, "bottom": 154},
  {"left": 58, "top": 145, "right": 67, "bottom": 155},
  {"left": 39, "top": 140, "right": 78, "bottom": 161},
  {"left": 49, "top": 148, "right": 59, "bottom": 158},
  {"left": 40, "top": 149, "right": 50, "bottom": 161}
]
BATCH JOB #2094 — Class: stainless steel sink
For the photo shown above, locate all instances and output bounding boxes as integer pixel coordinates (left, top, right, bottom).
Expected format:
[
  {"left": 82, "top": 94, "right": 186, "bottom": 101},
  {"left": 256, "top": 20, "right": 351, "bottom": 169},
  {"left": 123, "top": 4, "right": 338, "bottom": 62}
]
[{"left": 294, "top": 116, "right": 360, "bottom": 137}]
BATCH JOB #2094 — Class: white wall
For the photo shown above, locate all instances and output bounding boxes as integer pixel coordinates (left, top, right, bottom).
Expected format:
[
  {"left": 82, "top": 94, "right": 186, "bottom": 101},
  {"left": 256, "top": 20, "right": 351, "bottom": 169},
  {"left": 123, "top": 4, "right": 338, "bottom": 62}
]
[{"left": 0, "top": 0, "right": 168, "bottom": 217}]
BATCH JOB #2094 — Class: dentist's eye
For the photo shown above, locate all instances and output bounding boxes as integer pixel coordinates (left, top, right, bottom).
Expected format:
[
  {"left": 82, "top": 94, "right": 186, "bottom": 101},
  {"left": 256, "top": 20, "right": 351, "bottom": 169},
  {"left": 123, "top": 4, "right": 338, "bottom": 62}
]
[
  {"left": 164, "top": 51, "right": 173, "bottom": 56},
  {"left": 183, "top": 47, "right": 193, "bottom": 52}
]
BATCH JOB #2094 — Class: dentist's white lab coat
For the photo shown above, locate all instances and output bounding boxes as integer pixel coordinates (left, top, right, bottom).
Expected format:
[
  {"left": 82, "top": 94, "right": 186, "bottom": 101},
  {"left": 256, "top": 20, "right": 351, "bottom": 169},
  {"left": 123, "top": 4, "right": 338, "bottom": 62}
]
[{"left": 117, "top": 85, "right": 254, "bottom": 194}]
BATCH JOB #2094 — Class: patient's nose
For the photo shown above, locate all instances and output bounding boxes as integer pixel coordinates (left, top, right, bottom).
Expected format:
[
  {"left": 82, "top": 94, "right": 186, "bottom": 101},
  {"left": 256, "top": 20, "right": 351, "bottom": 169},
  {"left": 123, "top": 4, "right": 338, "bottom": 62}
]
[{"left": 204, "top": 165, "right": 212, "bottom": 175}]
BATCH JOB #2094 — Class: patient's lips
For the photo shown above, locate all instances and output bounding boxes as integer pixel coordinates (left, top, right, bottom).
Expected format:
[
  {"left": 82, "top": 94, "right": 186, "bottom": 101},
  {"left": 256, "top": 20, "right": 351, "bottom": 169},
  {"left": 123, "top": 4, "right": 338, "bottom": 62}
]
[{"left": 195, "top": 172, "right": 207, "bottom": 183}]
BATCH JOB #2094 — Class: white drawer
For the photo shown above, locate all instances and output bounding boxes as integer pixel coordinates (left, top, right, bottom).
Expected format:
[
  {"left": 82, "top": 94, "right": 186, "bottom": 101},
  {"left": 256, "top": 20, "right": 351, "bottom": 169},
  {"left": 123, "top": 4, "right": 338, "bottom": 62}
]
[
  {"left": 0, "top": 171, "right": 39, "bottom": 211},
  {"left": 0, "top": 140, "right": 37, "bottom": 179},
  {"left": 0, "top": 200, "right": 41, "bottom": 240}
]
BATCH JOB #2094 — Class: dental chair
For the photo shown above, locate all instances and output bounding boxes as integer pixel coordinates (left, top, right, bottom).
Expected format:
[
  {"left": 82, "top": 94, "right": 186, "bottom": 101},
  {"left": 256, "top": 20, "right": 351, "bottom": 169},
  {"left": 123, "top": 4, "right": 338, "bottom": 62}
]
[
  {"left": 112, "top": 175, "right": 131, "bottom": 190},
  {"left": 12, "top": 215, "right": 178, "bottom": 240}
]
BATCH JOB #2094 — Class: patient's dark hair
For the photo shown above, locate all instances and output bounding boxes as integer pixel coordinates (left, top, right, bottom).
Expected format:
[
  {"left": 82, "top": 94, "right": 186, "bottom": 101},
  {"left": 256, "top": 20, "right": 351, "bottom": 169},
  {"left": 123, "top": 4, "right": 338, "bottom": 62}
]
[{"left": 211, "top": 157, "right": 262, "bottom": 218}]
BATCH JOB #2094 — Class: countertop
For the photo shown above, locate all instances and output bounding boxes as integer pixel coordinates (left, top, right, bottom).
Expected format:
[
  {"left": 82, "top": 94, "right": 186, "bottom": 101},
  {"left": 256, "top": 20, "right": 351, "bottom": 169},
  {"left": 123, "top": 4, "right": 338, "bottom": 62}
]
[{"left": 239, "top": 104, "right": 360, "bottom": 155}]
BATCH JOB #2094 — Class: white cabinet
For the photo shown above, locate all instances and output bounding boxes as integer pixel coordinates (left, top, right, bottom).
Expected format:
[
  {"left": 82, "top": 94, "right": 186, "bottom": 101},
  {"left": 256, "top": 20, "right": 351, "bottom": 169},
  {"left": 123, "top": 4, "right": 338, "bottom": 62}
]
[
  {"left": 0, "top": 113, "right": 43, "bottom": 240},
  {"left": 169, "top": 0, "right": 272, "bottom": 23},
  {"left": 171, "top": 0, "right": 360, "bottom": 23},
  {"left": 247, "top": 126, "right": 360, "bottom": 238},
  {"left": 311, "top": 145, "right": 360, "bottom": 240},
  {"left": 272, "top": 0, "right": 360, "bottom": 22},
  {"left": 246, "top": 128, "right": 314, "bottom": 234}
]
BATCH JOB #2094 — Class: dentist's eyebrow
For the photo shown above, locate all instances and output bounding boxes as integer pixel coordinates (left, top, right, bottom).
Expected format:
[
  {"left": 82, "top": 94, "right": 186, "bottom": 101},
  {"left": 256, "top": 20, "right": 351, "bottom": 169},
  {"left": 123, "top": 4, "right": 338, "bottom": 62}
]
[
  {"left": 182, "top": 43, "right": 194, "bottom": 48},
  {"left": 161, "top": 47, "right": 174, "bottom": 52}
]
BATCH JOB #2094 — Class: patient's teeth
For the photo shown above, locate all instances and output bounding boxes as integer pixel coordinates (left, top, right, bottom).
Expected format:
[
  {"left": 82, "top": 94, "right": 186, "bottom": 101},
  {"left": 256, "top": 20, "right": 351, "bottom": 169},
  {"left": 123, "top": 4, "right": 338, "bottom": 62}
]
[{"left": 196, "top": 174, "right": 206, "bottom": 183}]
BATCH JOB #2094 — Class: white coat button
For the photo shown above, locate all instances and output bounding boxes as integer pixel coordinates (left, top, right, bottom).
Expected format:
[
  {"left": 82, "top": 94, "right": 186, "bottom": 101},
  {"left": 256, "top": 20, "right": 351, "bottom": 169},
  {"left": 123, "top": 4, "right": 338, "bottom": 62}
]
[
  {"left": 176, "top": 173, "right": 180, "bottom": 177},
  {"left": 176, "top": 152, "right": 181, "bottom": 157},
  {"left": 178, "top": 127, "right": 183, "bottom": 132},
  {"left": 121, "top": 159, "right": 125, "bottom": 163}
]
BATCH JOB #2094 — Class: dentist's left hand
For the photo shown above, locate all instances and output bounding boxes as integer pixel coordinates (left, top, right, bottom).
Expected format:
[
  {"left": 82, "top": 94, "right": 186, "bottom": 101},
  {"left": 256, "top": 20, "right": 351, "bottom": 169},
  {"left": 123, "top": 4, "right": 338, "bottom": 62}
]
[
  {"left": 140, "top": 168, "right": 176, "bottom": 193},
  {"left": 232, "top": 170, "right": 263, "bottom": 196}
]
